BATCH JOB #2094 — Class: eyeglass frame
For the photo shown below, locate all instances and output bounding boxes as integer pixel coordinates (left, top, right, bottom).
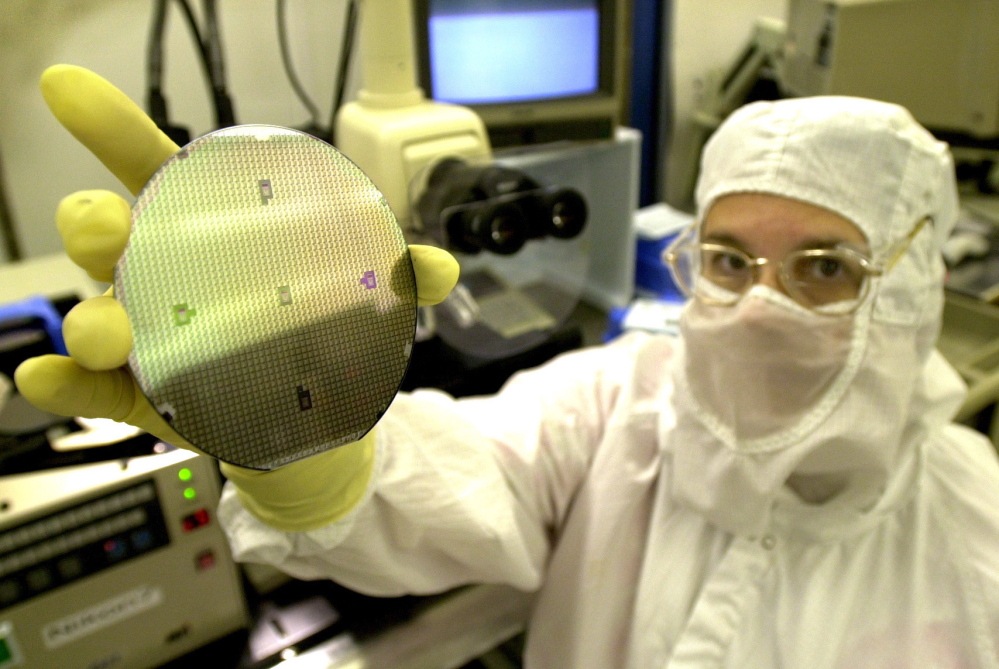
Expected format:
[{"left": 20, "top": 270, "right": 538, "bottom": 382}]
[{"left": 661, "top": 215, "right": 932, "bottom": 314}]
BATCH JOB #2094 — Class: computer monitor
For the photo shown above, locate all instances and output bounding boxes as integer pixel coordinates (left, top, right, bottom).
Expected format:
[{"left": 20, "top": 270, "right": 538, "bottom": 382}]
[{"left": 414, "top": 0, "right": 630, "bottom": 148}]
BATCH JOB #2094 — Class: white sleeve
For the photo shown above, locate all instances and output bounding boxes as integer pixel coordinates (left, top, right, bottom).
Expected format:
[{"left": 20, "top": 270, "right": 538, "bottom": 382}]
[{"left": 217, "top": 337, "right": 639, "bottom": 597}]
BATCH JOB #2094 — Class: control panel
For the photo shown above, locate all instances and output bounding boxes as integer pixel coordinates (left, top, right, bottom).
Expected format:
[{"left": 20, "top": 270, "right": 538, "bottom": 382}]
[{"left": 0, "top": 449, "right": 248, "bottom": 668}]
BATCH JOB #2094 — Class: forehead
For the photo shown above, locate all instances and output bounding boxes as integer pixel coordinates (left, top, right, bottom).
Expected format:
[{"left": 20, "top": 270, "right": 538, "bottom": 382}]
[{"left": 702, "top": 193, "right": 869, "bottom": 253}]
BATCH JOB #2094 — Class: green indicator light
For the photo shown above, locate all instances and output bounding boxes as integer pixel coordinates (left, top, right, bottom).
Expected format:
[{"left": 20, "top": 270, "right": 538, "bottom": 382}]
[
  {"left": 178, "top": 468, "right": 192, "bottom": 482},
  {"left": 183, "top": 488, "right": 197, "bottom": 500}
]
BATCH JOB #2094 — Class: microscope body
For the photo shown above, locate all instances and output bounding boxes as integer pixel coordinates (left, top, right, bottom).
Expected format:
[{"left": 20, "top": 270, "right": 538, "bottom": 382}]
[{"left": 334, "top": 0, "right": 492, "bottom": 230}]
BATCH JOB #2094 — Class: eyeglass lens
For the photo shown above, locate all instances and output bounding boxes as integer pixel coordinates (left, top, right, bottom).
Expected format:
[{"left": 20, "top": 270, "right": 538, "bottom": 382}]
[
  {"left": 690, "top": 245, "right": 868, "bottom": 308},
  {"left": 783, "top": 252, "right": 866, "bottom": 307}
]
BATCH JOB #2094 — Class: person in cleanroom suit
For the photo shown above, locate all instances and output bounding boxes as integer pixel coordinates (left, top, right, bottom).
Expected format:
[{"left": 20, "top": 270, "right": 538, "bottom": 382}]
[{"left": 17, "top": 66, "right": 999, "bottom": 668}]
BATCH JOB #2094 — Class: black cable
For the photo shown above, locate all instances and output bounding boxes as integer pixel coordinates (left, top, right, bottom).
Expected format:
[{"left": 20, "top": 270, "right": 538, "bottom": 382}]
[
  {"left": 146, "top": 0, "right": 236, "bottom": 140},
  {"left": 0, "top": 143, "right": 21, "bottom": 262},
  {"left": 201, "top": 0, "right": 225, "bottom": 90},
  {"left": 148, "top": 0, "right": 168, "bottom": 91},
  {"left": 330, "top": 0, "right": 358, "bottom": 145},
  {"left": 147, "top": 0, "right": 192, "bottom": 145},
  {"left": 202, "top": 0, "right": 237, "bottom": 127},
  {"left": 277, "top": 0, "right": 322, "bottom": 129},
  {"left": 173, "top": 0, "right": 212, "bottom": 78}
]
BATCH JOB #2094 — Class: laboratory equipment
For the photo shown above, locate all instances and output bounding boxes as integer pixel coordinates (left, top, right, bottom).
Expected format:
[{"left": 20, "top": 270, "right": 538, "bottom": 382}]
[
  {"left": 413, "top": 0, "right": 632, "bottom": 148},
  {"left": 415, "top": 158, "right": 590, "bottom": 358},
  {"left": 493, "top": 128, "right": 641, "bottom": 313},
  {"left": 416, "top": 129, "right": 640, "bottom": 361},
  {"left": 417, "top": 160, "right": 588, "bottom": 256},
  {"left": 670, "top": 16, "right": 786, "bottom": 210},
  {"left": 335, "top": 0, "right": 492, "bottom": 231},
  {"left": 675, "top": 0, "right": 999, "bottom": 208},
  {"left": 117, "top": 125, "right": 417, "bottom": 471},
  {"left": 940, "top": 290, "right": 999, "bottom": 448},
  {"left": 0, "top": 449, "right": 248, "bottom": 668},
  {"left": 1, "top": 296, "right": 76, "bottom": 467},
  {"left": 336, "top": 0, "right": 633, "bottom": 363},
  {"left": 782, "top": 0, "right": 999, "bottom": 140}
]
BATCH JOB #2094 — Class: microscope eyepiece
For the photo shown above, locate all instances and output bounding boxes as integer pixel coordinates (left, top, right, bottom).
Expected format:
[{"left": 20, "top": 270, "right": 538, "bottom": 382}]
[{"left": 418, "top": 160, "right": 587, "bottom": 255}]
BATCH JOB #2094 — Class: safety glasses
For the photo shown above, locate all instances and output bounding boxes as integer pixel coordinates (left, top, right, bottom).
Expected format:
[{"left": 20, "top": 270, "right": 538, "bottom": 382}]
[{"left": 662, "top": 216, "right": 930, "bottom": 315}]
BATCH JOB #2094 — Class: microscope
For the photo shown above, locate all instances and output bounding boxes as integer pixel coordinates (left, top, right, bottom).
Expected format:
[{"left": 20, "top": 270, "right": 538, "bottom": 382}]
[{"left": 337, "top": 0, "right": 592, "bottom": 393}]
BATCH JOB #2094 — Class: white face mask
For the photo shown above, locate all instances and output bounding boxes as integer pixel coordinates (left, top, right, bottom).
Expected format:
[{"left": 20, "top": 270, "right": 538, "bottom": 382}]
[{"left": 679, "top": 285, "right": 854, "bottom": 444}]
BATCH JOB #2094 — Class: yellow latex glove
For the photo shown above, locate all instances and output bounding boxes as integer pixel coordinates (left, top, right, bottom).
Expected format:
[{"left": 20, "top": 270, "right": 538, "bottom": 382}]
[{"left": 14, "top": 65, "right": 459, "bottom": 532}]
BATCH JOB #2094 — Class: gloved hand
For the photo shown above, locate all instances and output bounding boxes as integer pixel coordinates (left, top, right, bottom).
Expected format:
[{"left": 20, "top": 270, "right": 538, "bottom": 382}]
[{"left": 14, "top": 65, "right": 459, "bottom": 532}]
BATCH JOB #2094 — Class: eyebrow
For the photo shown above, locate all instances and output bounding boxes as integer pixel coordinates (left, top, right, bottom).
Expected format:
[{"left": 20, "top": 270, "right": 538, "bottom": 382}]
[{"left": 701, "top": 232, "right": 869, "bottom": 256}]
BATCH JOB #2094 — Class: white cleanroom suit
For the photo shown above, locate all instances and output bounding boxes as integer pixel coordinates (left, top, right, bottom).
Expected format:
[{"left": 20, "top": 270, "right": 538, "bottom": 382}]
[{"left": 219, "top": 97, "right": 999, "bottom": 667}]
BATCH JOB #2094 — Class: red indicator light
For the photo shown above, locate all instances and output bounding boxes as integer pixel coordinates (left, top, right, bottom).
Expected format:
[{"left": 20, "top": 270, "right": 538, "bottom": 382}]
[
  {"left": 196, "top": 550, "right": 216, "bottom": 570},
  {"left": 103, "top": 540, "right": 127, "bottom": 560},
  {"left": 182, "top": 508, "right": 211, "bottom": 532}
]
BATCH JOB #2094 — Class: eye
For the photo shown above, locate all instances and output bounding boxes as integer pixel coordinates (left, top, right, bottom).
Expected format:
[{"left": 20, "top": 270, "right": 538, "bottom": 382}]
[
  {"left": 810, "top": 256, "right": 845, "bottom": 279},
  {"left": 705, "top": 248, "right": 749, "bottom": 276},
  {"left": 788, "top": 252, "right": 866, "bottom": 296}
]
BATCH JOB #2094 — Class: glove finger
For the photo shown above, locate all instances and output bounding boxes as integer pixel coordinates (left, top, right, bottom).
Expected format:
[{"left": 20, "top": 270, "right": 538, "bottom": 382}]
[
  {"left": 15, "top": 354, "right": 138, "bottom": 422},
  {"left": 410, "top": 244, "right": 459, "bottom": 306},
  {"left": 63, "top": 295, "right": 133, "bottom": 371},
  {"left": 14, "top": 355, "right": 200, "bottom": 453},
  {"left": 57, "top": 190, "right": 131, "bottom": 282},
  {"left": 40, "top": 65, "right": 179, "bottom": 196}
]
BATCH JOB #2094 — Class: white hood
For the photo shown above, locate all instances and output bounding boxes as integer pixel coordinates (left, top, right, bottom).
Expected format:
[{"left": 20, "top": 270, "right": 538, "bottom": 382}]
[{"left": 665, "top": 96, "right": 965, "bottom": 535}]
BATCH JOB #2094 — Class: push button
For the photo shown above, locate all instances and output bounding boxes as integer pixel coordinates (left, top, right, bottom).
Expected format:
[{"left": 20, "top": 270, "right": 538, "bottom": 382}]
[
  {"left": 0, "top": 581, "right": 20, "bottom": 606},
  {"left": 196, "top": 549, "right": 216, "bottom": 571},
  {"left": 182, "top": 508, "right": 211, "bottom": 533}
]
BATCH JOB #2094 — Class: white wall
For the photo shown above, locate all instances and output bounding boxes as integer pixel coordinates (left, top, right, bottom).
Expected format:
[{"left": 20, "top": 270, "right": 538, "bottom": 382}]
[
  {"left": 0, "top": 0, "right": 354, "bottom": 264},
  {"left": 664, "top": 0, "right": 789, "bottom": 210}
]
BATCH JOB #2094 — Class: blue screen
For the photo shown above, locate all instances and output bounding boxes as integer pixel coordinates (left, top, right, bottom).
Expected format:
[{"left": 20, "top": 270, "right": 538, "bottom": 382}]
[{"left": 428, "top": 3, "right": 600, "bottom": 104}]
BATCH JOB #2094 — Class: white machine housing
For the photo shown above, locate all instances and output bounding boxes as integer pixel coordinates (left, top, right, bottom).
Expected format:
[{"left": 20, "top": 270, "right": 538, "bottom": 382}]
[
  {"left": 0, "top": 450, "right": 248, "bottom": 668},
  {"left": 335, "top": 0, "right": 492, "bottom": 230},
  {"left": 783, "top": 0, "right": 999, "bottom": 138}
]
